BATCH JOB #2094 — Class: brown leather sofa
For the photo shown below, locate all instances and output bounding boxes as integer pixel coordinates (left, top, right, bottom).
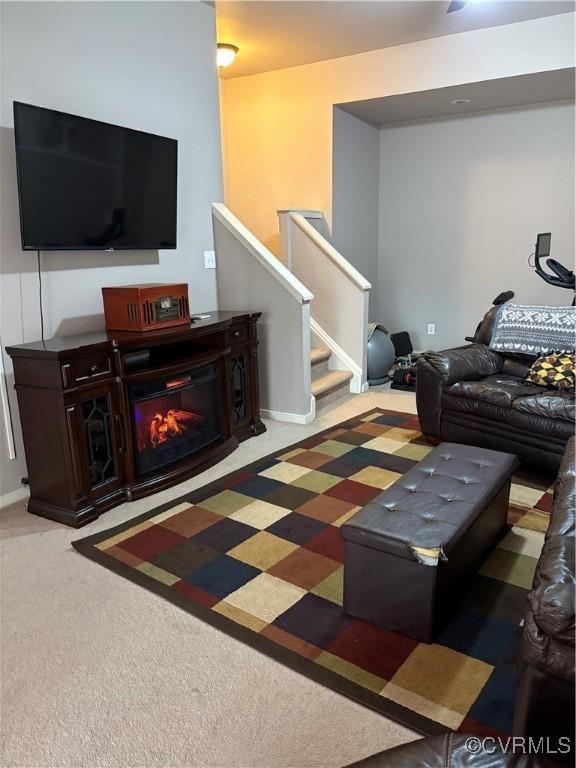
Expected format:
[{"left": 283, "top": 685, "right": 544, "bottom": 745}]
[
  {"left": 513, "top": 436, "right": 575, "bottom": 762},
  {"left": 345, "top": 733, "right": 555, "bottom": 767},
  {"left": 415, "top": 307, "right": 574, "bottom": 473}
]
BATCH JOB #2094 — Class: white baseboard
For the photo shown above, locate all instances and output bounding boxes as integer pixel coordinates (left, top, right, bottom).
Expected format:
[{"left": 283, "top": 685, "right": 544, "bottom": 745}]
[
  {"left": 0, "top": 486, "right": 29, "bottom": 509},
  {"left": 261, "top": 398, "right": 315, "bottom": 425}
]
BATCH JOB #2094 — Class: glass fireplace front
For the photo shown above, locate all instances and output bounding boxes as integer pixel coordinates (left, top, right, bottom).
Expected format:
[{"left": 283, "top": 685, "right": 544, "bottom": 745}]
[{"left": 129, "top": 363, "right": 222, "bottom": 476}]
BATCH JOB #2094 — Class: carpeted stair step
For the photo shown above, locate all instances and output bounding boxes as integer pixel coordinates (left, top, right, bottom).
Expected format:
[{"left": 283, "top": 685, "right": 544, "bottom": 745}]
[
  {"left": 312, "top": 369, "right": 353, "bottom": 399},
  {"left": 310, "top": 346, "right": 331, "bottom": 380},
  {"left": 310, "top": 346, "right": 331, "bottom": 365}
]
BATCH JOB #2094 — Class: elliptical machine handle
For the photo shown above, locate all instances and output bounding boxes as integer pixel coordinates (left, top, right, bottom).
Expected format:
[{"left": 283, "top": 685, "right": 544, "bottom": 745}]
[{"left": 546, "top": 258, "right": 576, "bottom": 284}]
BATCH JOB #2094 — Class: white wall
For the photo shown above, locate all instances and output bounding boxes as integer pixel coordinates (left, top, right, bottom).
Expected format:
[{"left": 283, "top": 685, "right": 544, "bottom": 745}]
[
  {"left": 332, "top": 107, "right": 380, "bottom": 320},
  {"left": 0, "top": 1, "right": 223, "bottom": 498},
  {"left": 221, "top": 13, "right": 575, "bottom": 255},
  {"left": 378, "top": 102, "right": 575, "bottom": 350}
]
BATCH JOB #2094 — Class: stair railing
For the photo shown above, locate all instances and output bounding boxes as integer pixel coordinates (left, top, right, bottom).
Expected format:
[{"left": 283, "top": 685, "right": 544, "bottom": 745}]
[
  {"left": 212, "top": 204, "right": 315, "bottom": 423},
  {"left": 278, "top": 210, "right": 371, "bottom": 392}
]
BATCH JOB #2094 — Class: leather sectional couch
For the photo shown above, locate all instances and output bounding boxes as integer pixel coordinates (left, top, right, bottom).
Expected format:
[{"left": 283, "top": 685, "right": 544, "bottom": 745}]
[
  {"left": 415, "top": 307, "right": 574, "bottom": 473},
  {"left": 346, "top": 733, "right": 554, "bottom": 767},
  {"left": 514, "top": 436, "right": 575, "bottom": 761}
]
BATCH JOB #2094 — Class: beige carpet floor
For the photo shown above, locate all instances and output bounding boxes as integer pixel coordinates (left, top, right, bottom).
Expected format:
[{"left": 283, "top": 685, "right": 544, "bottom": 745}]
[{"left": 0, "top": 389, "right": 420, "bottom": 768}]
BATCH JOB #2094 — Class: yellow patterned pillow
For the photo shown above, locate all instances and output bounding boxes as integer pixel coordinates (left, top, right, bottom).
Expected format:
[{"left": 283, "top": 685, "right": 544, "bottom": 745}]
[{"left": 526, "top": 353, "right": 575, "bottom": 390}]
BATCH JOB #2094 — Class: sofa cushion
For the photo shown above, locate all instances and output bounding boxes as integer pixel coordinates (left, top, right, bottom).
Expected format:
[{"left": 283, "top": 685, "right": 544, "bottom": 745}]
[
  {"left": 442, "top": 392, "right": 574, "bottom": 443},
  {"left": 513, "top": 391, "right": 575, "bottom": 422},
  {"left": 447, "top": 374, "right": 543, "bottom": 407},
  {"left": 502, "top": 356, "right": 533, "bottom": 378},
  {"left": 447, "top": 374, "right": 575, "bottom": 424}
]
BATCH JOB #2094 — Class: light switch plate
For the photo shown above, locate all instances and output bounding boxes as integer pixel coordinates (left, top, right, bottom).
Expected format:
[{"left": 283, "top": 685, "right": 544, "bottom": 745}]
[{"left": 204, "top": 250, "right": 216, "bottom": 269}]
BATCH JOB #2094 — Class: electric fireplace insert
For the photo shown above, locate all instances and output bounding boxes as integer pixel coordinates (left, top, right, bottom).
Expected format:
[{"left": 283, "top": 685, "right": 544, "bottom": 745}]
[{"left": 129, "top": 363, "right": 222, "bottom": 476}]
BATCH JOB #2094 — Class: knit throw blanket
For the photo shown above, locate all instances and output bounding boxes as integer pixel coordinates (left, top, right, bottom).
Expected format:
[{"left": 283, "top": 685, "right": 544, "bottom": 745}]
[{"left": 489, "top": 304, "right": 576, "bottom": 356}]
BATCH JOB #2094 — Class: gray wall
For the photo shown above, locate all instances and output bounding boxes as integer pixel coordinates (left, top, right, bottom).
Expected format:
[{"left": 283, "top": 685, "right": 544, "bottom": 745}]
[
  {"left": 332, "top": 107, "right": 380, "bottom": 320},
  {"left": 0, "top": 1, "right": 223, "bottom": 498},
  {"left": 378, "top": 102, "right": 575, "bottom": 350}
]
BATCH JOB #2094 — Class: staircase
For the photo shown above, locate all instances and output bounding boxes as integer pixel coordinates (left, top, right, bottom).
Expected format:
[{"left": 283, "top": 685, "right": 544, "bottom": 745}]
[
  {"left": 310, "top": 344, "right": 353, "bottom": 412},
  {"left": 213, "top": 204, "right": 370, "bottom": 425},
  {"left": 279, "top": 210, "right": 371, "bottom": 408}
]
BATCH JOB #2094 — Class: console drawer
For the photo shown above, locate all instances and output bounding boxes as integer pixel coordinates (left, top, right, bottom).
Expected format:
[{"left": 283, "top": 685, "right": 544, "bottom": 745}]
[
  {"left": 62, "top": 354, "right": 112, "bottom": 387},
  {"left": 228, "top": 323, "right": 248, "bottom": 344}
]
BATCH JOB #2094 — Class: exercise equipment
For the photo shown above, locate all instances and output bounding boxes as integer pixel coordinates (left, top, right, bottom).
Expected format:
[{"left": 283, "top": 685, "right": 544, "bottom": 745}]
[
  {"left": 390, "top": 366, "right": 417, "bottom": 392},
  {"left": 390, "top": 331, "right": 414, "bottom": 364},
  {"left": 532, "top": 232, "right": 575, "bottom": 304},
  {"left": 367, "top": 323, "right": 396, "bottom": 385}
]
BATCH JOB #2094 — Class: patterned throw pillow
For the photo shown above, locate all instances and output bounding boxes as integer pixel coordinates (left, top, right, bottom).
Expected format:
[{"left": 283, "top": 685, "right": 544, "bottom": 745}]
[{"left": 526, "top": 353, "right": 576, "bottom": 390}]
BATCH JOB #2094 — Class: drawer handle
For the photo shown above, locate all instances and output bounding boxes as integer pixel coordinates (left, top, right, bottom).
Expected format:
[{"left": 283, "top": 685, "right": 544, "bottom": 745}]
[
  {"left": 115, "top": 414, "right": 125, "bottom": 455},
  {"left": 233, "top": 330, "right": 241, "bottom": 338},
  {"left": 89, "top": 364, "right": 99, "bottom": 374}
]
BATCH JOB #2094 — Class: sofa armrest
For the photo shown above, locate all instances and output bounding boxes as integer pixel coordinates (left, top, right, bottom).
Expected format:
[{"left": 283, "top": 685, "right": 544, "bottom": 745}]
[
  {"left": 530, "top": 582, "right": 575, "bottom": 645},
  {"left": 528, "top": 536, "right": 575, "bottom": 646},
  {"left": 549, "top": 437, "right": 576, "bottom": 538},
  {"left": 417, "top": 344, "right": 503, "bottom": 386},
  {"left": 415, "top": 345, "right": 503, "bottom": 437},
  {"left": 519, "top": 535, "right": 574, "bottom": 685}
]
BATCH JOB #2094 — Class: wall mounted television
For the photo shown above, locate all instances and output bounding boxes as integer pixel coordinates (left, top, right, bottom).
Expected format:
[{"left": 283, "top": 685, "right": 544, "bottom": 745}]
[{"left": 13, "top": 102, "right": 178, "bottom": 251}]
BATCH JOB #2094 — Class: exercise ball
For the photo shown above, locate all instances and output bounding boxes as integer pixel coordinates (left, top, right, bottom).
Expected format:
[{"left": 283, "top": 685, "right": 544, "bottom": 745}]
[{"left": 367, "top": 323, "right": 396, "bottom": 385}]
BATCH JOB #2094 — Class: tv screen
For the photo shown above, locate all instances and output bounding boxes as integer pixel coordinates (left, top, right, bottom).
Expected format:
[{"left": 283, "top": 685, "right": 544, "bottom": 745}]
[{"left": 13, "top": 102, "right": 177, "bottom": 251}]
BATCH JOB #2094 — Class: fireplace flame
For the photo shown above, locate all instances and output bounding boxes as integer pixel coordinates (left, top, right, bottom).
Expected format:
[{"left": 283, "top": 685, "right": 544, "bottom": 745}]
[{"left": 148, "top": 408, "right": 205, "bottom": 448}]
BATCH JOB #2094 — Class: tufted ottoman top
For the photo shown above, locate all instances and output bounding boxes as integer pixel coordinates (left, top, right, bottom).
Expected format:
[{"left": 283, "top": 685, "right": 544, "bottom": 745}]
[{"left": 341, "top": 443, "right": 518, "bottom": 565}]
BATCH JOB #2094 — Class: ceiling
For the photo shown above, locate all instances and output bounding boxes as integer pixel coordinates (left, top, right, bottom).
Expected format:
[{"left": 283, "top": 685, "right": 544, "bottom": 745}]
[
  {"left": 338, "top": 68, "right": 576, "bottom": 126},
  {"left": 216, "top": 1, "right": 574, "bottom": 79}
]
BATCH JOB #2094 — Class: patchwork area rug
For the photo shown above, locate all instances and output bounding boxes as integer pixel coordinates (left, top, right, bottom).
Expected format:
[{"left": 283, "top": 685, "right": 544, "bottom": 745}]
[{"left": 73, "top": 408, "right": 553, "bottom": 737}]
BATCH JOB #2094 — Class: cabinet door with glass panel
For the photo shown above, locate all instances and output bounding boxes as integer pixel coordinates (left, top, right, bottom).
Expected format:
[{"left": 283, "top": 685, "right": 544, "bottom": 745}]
[
  {"left": 67, "top": 383, "right": 126, "bottom": 499},
  {"left": 228, "top": 346, "right": 251, "bottom": 434}
]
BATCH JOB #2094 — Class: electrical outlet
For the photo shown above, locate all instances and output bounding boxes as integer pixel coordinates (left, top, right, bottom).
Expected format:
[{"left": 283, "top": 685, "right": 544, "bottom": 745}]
[
  {"left": 204, "top": 250, "right": 216, "bottom": 269},
  {"left": 427, "top": 323, "right": 436, "bottom": 336}
]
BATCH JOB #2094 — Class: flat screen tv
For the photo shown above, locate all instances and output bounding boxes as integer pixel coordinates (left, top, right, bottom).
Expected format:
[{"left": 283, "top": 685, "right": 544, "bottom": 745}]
[{"left": 13, "top": 102, "right": 178, "bottom": 251}]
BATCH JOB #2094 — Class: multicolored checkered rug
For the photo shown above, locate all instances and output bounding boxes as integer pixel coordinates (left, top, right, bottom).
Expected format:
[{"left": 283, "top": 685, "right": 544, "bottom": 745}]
[{"left": 73, "top": 408, "right": 554, "bottom": 737}]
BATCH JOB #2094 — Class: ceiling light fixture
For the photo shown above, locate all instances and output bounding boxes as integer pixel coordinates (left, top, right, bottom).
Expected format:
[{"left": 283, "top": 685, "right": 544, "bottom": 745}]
[
  {"left": 217, "top": 43, "right": 239, "bottom": 69},
  {"left": 447, "top": 1, "right": 466, "bottom": 12},
  {"left": 451, "top": 98, "right": 471, "bottom": 105}
]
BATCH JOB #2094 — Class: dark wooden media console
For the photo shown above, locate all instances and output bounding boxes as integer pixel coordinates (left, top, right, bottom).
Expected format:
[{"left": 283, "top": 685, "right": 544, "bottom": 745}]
[{"left": 6, "top": 312, "right": 265, "bottom": 527}]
